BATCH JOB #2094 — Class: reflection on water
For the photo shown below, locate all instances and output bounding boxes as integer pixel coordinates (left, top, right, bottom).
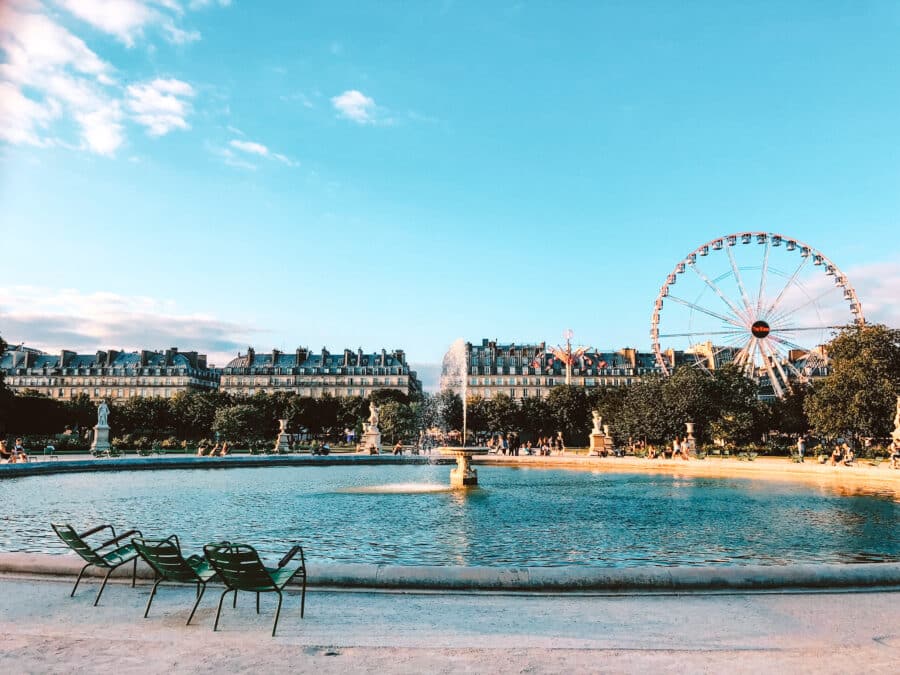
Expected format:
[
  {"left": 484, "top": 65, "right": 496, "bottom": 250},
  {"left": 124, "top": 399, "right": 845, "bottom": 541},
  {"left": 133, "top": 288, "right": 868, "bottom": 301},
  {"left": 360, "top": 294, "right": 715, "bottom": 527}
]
[{"left": 1, "top": 465, "right": 898, "bottom": 567}]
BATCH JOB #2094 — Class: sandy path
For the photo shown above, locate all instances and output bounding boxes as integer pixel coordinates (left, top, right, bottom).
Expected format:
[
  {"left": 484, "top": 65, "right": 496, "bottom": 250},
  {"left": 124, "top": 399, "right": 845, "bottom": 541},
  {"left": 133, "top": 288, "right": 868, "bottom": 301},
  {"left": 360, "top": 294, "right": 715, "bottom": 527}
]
[{"left": 2, "top": 575, "right": 899, "bottom": 673}]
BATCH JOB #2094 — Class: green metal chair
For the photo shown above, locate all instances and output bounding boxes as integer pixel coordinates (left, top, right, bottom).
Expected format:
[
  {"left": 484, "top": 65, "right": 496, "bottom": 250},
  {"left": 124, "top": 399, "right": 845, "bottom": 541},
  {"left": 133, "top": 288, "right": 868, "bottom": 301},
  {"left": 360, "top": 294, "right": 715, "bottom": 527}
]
[
  {"left": 132, "top": 535, "right": 219, "bottom": 625},
  {"left": 51, "top": 523, "right": 142, "bottom": 606},
  {"left": 203, "top": 541, "right": 307, "bottom": 636}
]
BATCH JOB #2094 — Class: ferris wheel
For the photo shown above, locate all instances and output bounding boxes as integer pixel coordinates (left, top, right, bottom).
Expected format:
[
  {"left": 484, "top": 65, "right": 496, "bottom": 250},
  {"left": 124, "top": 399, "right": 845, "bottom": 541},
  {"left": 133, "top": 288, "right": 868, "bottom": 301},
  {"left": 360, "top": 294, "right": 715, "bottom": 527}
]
[{"left": 650, "top": 232, "right": 865, "bottom": 398}]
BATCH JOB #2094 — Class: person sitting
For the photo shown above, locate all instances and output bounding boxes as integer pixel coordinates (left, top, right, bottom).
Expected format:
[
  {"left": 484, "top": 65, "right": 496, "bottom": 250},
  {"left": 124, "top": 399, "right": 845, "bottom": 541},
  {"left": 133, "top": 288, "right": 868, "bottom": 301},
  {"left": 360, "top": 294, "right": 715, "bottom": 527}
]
[
  {"left": 890, "top": 439, "right": 900, "bottom": 469},
  {"left": 830, "top": 445, "right": 842, "bottom": 466},
  {"left": 393, "top": 440, "right": 403, "bottom": 455},
  {"left": 841, "top": 444, "right": 855, "bottom": 466},
  {"left": 320, "top": 442, "right": 331, "bottom": 455},
  {"left": 0, "top": 440, "right": 11, "bottom": 463},
  {"left": 215, "top": 441, "right": 230, "bottom": 457},
  {"left": 647, "top": 445, "right": 657, "bottom": 459},
  {"left": 11, "top": 438, "right": 28, "bottom": 463}
]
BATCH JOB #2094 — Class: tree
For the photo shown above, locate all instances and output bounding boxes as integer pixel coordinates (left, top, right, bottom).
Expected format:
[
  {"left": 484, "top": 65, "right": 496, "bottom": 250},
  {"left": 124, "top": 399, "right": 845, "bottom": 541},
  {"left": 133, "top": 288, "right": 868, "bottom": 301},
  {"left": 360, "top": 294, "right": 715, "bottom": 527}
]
[
  {"left": 516, "top": 396, "right": 553, "bottom": 440},
  {"left": 370, "top": 388, "right": 409, "bottom": 406},
  {"left": 805, "top": 324, "right": 900, "bottom": 441},
  {"left": 769, "top": 386, "right": 809, "bottom": 436},
  {"left": 378, "top": 400, "right": 416, "bottom": 443},
  {"left": 169, "top": 391, "right": 228, "bottom": 439},
  {"left": 213, "top": 404, "right": 264, "bottom": 441},
  {"left": 546, "top": 385, "right": 590, "bottom": 445},
  {"left": 464, "top": 395, "right": 488, "bottom": 439},
  {"left": 484, "top": 393, "right": 518, "bottom": 434},
  {"left": 617, "top": 376, "right": 677, "bottom": 445},
  {"left": 64, "top": 393, "right": 97, "bottom": 432},
  {"left": 436, "top": 390, "right": 463, "bottom": 432}
]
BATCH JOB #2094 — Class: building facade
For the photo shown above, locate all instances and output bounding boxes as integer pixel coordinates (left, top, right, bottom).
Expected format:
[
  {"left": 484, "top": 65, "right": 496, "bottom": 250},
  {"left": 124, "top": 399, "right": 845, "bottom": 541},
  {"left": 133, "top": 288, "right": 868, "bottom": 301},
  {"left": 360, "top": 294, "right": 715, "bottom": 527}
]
[
  {"left": 0, "top": 346, "right": 219, "bottom": 401},
  {"left": 219, "top": 346, "right": 422, "bottom": 399},
  {"left": 442, "top": 339, "right": 670, "bottom": 400}
]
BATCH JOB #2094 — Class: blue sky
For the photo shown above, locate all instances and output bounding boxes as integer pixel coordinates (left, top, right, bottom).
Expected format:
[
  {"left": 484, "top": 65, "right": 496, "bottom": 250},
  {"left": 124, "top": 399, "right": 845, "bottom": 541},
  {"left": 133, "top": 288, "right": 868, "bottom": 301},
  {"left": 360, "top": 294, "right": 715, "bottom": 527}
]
[{"left": 1, "top": 1, "right": 899, "bottom": 389}]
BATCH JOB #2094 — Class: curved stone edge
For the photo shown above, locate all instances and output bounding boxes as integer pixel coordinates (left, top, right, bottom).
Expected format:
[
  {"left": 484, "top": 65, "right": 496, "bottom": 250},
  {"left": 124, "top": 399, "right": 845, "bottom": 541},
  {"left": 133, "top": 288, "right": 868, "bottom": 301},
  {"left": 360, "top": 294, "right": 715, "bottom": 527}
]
[
  {"left": 0, "top": 455, "right": 452, "bottom": 478},
  {"left": 3, "top": 552, "right": 900, "bottom": 592}
]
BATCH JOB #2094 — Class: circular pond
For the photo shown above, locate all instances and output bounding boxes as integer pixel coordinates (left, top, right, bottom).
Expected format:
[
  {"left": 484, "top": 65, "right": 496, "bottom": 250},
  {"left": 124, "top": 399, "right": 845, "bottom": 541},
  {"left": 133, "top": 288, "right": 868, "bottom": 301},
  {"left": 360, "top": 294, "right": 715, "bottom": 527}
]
[{"left": 2, "top": 464, "right": 898, "bottom": 567}]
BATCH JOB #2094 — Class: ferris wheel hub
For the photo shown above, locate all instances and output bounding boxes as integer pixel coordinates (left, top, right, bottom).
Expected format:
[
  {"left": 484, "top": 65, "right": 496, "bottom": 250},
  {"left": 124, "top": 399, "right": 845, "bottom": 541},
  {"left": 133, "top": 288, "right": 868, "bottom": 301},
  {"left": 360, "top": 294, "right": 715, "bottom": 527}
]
[{"left": 750, "top": 320, "right": 770, "bottom": 338}]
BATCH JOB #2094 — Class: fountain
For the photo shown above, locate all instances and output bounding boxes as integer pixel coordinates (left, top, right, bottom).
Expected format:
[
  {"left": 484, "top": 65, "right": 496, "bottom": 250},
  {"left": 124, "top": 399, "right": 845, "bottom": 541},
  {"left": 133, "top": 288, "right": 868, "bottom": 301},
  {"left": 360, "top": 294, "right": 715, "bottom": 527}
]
[{"left": 437, "top": 338, "right": 485, "bottom": 487}]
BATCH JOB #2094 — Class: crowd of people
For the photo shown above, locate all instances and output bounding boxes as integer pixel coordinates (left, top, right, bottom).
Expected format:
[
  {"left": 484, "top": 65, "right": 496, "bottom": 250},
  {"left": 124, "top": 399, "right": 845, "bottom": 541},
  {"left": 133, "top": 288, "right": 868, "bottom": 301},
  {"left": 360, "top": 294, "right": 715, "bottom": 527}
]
[
  {"left": 0, "top": 438, "right": 28, "bottom": 463},
  {"left": 196, "top": 441, "right": 230, "bottom": 457}
]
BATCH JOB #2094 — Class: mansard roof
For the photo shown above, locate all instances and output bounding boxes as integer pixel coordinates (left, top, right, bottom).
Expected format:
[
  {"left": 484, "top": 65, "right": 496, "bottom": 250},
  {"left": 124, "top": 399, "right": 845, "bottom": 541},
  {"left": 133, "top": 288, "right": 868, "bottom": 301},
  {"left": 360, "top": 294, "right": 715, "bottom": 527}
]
[{"left": 225, "top": 348, "right": 409, "bottom": 370}]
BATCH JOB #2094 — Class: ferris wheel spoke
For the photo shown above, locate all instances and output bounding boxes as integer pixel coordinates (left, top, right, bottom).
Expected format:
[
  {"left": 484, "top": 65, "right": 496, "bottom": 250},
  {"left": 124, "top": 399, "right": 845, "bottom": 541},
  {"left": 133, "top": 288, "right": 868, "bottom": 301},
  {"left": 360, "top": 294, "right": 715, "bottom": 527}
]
[
  {"left": 725, "top": 245, "right": 754, "bottom": 316},
  {"left": 767, "top": 334, "right": 810, "bottom": 353},
  {"left": 763, "top": 255, "right": 809, "bottom": 319},
  {"left": 658, "top": 329, "right": 747, "bottom": 338},
  {"left": 685, "top": 264, "right": 751, "bottom": 325},
  {"left": 758, "top": 339, "right": 786, "bottom": 398},
  {"left": 756, "top": 238, "right": 770, "bottom": 315},
  {"left": 667, "top": 294, "right": 747, "bottom": 329},
  {"left": 769, "top": 341, "right": 807, "bottom": 382},
  {"left": 688, "top": 335, "right": 749, "bottom": 370},
  {"left": 768, "top": 285, "right": 838, "bottom": 327},
  {"left": 772, "top": 325, "right": 843, "bottom": 333}
]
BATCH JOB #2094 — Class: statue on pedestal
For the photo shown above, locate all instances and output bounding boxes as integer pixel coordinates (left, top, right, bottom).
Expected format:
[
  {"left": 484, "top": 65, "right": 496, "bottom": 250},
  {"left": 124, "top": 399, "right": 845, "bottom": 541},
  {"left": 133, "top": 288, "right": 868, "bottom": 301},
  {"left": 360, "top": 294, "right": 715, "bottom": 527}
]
[
  {"left": 91, "top": 400, "right": 111, "bottom": 455},
  {"left": 591, "top": 411, "right": 603, "bottom": 434},
  {"left": 368, "top": 402, "right": 380, "bottom": 428},
  {"left": 97, "top": 401, "right": 109, "bottom": 428}
]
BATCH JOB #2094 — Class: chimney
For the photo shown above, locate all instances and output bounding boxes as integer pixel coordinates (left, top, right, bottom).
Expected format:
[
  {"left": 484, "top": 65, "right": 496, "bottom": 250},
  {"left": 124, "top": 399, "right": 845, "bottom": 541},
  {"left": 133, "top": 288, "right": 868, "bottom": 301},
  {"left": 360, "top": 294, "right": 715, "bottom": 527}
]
[
  {"left": 96, "top": 350, "right": 107, "bottom": 366},
  {"left": 321, "top": 346, "right": 329, "bottom": 362},
  {"left": 393, "top": 349, "right": 405, "bottom": 364},
  {"left": 343, "top": 349, "right": 351, "bottom": 366},
  {"left": 357, "top": 347, "right": 364, "bottom": 365},
  {"left": 140, "top": 350, "right": 152, "bottom": 366},
  {"left": 197, "top": 354, "right": 207, "bottom": 369},
  {"left": 247, "top": 347, "right": 255, "bottom": 365},
  {"left": 380, "top": 348, "right": 387, "bottom": 366},
  {"left": 108, "top": 349, "right": 121, "bottom": 365},
  {"left": 60, "top": 350, "right": 75, "bottom": 368},
  {"left": 272, "top": 348, "right": 281, "bottom": 366},
  {"left": 295, "top": 347, "right": 307, "bottom": 365}
]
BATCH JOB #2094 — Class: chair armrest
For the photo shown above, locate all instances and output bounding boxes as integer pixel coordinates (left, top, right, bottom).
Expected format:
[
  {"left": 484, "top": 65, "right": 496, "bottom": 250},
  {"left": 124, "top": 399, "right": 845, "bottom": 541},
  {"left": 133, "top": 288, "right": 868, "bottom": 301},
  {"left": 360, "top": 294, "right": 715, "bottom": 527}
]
[
  {"left": 278, "top": 544, "right": 305, "bottom": 569},
  {"left": 98, "top": 528, "right": 142, "bottom": 550},
  {"left": 80, "top": 524, "right": 115, "bottom": 539}
]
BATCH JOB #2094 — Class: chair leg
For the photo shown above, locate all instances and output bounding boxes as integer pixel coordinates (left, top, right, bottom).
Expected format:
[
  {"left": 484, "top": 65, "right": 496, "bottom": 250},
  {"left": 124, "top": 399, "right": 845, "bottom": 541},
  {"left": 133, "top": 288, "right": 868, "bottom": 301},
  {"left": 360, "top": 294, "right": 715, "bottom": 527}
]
[
  {"left": 214, "top": 589, "right": 231, "bottom": 632},
  {"left": 272, "top": 591, "right": 283, "bottom": 637},
  {"left": 71, "top": 563, "right": 91, "bottom": 597},
  {"left": 256, "top": 592, "right": 260, "bottom": 614},
  {"left": 144, "top": 579, "right": 162, "bottom": 618},
  {"left": 233, "top": 590, "right": 237, "bottom": 608},
  {"left": 187, "top": 583, "right": 207, "bottom": 626},
  {"left": 132, "top": 558, "right": 137, "bottom": 587},
  {"left": 94, "top": 567, "right": 115, "bottom": 606},
  {"left": 300, "top": 576, "right": 306, "bottom": 619}
]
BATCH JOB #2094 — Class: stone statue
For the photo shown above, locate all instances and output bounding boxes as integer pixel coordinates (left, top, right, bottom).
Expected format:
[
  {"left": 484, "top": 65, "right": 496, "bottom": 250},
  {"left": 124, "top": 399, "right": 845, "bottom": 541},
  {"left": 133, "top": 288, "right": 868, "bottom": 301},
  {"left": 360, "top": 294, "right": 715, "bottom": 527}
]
[
  {"left": 892, "top": 395, "right": 900, "bottom": 441},
  {"left": 368, "top": 402, "right": 380, "bottom": 428},
  {"left": 591, "top": 411, "right": 603, "bottom": 434},
  {"left": 279, "top": 419, "right": 288, "bottom": 434},
  {"left": 97, "top": 401, "right": 109, "bottom": 428}
]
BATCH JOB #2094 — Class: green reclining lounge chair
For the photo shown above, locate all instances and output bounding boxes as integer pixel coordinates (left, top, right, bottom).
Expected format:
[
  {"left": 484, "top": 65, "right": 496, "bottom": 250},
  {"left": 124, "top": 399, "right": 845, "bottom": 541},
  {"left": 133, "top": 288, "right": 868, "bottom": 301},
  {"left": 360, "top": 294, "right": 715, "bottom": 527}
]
[
  {"left": 51, "top": 523, "right": 142, "bottom": 606},
  {"left": 203, "top": 541, "right": 307, "bottom": 636},
  {"left": 132, "top": 535, "right": 219, "bottom": 625}
]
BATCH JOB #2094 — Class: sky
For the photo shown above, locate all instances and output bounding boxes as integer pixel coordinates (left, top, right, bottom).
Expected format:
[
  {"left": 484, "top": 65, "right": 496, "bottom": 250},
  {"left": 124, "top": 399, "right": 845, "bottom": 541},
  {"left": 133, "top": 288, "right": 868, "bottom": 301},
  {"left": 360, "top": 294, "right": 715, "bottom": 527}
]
[{"left": 1, "top": 0, "right": 899, "bottom": 390}]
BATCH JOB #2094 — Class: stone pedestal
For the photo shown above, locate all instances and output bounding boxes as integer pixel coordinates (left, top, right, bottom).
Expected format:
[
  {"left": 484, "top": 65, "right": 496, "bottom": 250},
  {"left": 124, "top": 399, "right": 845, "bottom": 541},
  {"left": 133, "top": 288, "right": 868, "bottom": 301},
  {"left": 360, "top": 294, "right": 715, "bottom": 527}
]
[
  {"left": 359, "top": 425, "right": 382, "bottom": 454},
  {"left": 275, "top": 419, "right": 291, "bottom": 453},
  {"left": 91, "top": 424, "right": 110, "bottom": 454},
  {"left": 449, "top": 452, "right": 478, "bottom": 487},
  {"left": 589, "top": 432, "right": 606, "bottom": 455}
]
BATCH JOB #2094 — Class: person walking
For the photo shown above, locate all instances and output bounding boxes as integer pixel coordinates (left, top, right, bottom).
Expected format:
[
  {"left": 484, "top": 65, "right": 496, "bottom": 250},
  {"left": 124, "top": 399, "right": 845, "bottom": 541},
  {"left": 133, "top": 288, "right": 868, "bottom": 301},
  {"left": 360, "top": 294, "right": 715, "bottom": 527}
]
[{"left": 797, "top": 435, "right": 806, "bottom": 463}]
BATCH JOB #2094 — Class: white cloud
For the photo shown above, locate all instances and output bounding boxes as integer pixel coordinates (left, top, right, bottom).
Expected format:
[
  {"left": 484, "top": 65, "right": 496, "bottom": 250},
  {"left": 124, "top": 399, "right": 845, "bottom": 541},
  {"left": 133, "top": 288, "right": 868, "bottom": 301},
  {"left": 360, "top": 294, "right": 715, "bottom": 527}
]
[
  {"left": 0, "top": 285, "right": 257, "bottom": 369},
  {"left": 76, "top": 102, "right": 124, "bottom": 155},
  {"left": 230, "top": 139, "right": 268, "bottom": 156},
  {"left": 189, "top": 0, "right": 231, "bottom": 8},
  {"left": 53, "top": 0, "right": 155, "bottom": 48},
  {"left": 52, "top": 0, "right": 211, "bottom": 47},
  {"left": 0, "top": 81, "right": 61, "bottom": 147},
  {"left": 331, "top": 89, "right": 377, "bottom": 124},
  {"left": 126, "top": 78, "right": 195, "bottom": 136},
  {"left": 229, "top": 138, "right": 298, "bottom": 166},
  {"left": 846, "top": 259, "right": 900, "bottom": 328}
]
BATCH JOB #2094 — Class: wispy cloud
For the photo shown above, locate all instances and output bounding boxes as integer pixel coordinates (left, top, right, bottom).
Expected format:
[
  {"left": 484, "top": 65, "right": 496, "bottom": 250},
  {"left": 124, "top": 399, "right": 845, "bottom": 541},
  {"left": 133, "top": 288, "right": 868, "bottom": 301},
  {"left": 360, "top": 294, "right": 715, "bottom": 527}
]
[
  {"left": 0, "top": 0, "right": 228, "bottom": 156},
  {"left": 53, "top": 0, "right": 203, "bottom": 48},
  {"left": 126, "top": 78, "right": 195, "bottom": 136},
  {"left": 331, "top": 89, "right": 384, "bottom": 125},
  {"left": 228, "top": 138, "right": 298, "bottom": 166},
  {"left": 0, "top": 285, "right": 258, "bottom": 368}
]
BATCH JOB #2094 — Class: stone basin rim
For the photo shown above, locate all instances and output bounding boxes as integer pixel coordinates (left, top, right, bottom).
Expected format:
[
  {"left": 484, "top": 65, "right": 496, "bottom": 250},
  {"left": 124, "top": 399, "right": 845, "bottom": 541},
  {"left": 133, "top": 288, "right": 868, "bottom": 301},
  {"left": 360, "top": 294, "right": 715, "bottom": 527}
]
[{"left": 2, "top": 552, "right": 900, "bottom": 592}]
